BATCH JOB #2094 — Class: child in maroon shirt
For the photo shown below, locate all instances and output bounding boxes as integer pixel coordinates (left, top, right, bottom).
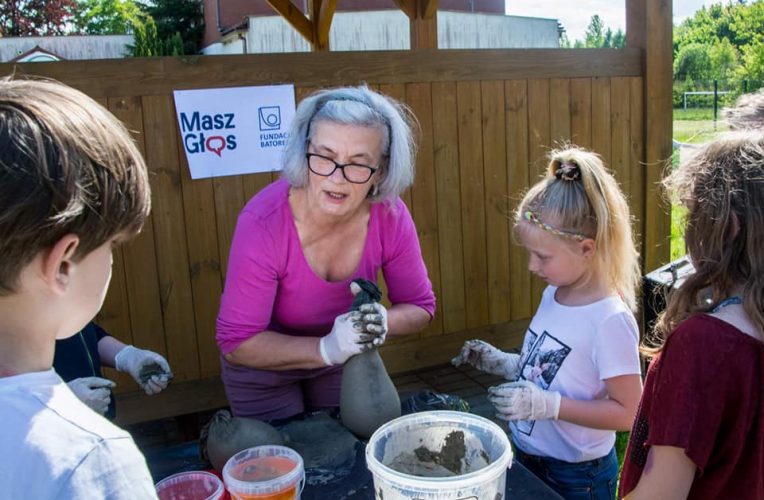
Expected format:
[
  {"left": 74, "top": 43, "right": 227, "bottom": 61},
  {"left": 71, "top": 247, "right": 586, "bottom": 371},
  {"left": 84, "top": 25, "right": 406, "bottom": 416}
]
[{"left": 619, "top": 132, "right": 764, "bottom": 499}]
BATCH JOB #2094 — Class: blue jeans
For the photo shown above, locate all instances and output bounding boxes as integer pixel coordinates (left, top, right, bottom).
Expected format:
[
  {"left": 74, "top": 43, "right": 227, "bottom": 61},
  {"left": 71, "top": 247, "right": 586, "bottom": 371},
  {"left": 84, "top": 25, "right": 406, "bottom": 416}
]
[{"left": 514, "top": 446, "right": 618, "bottom": 500}]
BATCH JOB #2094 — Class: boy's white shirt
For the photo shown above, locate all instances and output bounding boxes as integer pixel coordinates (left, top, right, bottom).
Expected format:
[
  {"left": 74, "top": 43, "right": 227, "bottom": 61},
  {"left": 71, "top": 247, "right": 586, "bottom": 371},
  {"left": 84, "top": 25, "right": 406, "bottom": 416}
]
[
  {"left": 0, "top": 369, "right": 157, "bottom": 499},
  {"left": 510, "top": 286, "right": 641, "bottom": 462}
]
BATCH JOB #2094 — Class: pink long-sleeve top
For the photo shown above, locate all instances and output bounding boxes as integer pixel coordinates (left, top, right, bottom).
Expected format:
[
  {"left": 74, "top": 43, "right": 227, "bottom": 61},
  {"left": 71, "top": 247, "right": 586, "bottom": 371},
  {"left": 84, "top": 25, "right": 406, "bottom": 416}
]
[{"left": 216, "top": 179, "right": 436, "bottom": 355}]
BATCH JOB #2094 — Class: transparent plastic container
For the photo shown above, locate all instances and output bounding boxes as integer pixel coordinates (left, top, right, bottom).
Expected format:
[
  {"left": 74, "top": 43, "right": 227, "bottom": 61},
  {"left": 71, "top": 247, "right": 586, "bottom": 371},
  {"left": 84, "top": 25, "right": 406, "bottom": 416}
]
[
  {"left": 155, "top": 470, "right": 225, "bottom": 500},
  {"left": 222, "top": 445, "right": 305, "bottom": 500},
  {"left": 366, "top": 410, "right": 512, "bottom": 500}
]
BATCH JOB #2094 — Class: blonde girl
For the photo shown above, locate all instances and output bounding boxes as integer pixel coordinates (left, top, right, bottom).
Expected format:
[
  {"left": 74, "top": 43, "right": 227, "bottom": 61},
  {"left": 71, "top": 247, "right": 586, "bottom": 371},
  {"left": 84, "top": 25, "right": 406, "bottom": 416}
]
[
  {"left": 620, "top": 131, "right": 764, "bottom": 499},
  {"left": 453, "top": 146, "right": 643, "bottom": 500}
]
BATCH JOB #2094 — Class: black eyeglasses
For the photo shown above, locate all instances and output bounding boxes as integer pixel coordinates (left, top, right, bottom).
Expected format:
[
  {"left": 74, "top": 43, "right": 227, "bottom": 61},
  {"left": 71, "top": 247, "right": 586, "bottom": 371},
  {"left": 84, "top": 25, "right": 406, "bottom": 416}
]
[{"left": 306, "top": 153, "right": 378, "bottom": 184}]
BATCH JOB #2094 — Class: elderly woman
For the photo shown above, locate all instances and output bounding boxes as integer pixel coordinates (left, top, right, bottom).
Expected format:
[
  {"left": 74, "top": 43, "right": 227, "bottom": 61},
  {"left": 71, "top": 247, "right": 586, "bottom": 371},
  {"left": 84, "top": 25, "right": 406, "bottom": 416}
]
[{"left": 216, "top": 86, "right": 436, "bottom": 421}]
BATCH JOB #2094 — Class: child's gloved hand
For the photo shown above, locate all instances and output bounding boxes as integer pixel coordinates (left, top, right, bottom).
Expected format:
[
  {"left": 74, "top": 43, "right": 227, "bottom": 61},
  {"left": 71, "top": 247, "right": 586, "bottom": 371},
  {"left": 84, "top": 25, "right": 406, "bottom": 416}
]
[
  {"left": 115, "top": 345, "right": 173, "bottom": 395},
  {"left": 451, "top": 340, "right": 521, "bottom": 381},
  {"left": 319, "top": 312, "right": 369, "bottom": 366},
  {"left": 356, "top": 302, "right": 388, "bottom": 347},
  {"left": 67, "top": 376, "right": 115, "bottom": 415},
  {"left": 488, "top": 380, "right": 561, "bottom": 421}
]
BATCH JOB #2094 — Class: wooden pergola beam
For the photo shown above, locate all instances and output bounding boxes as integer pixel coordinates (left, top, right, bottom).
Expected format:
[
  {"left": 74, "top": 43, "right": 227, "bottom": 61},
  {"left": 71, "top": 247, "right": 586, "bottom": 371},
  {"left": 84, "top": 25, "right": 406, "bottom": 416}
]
[
  {"left": 391, "top": 0, "right": 417, "bottom": 20},
  {"left": 420, "top": 0, "right": 437, "bottom": 19},
  {"left": 267, "top": 0, "right": 337, "bottom": 51},
  {"left": 311, "top": 0, "right": 336, "bottom": 51}
]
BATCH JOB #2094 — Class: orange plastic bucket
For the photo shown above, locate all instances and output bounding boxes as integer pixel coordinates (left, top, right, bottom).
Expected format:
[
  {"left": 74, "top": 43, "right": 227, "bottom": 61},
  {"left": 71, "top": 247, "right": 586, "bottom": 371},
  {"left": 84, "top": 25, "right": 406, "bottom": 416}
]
[{"left": 222, "top": 445, "right": 305, "bottom": 500}]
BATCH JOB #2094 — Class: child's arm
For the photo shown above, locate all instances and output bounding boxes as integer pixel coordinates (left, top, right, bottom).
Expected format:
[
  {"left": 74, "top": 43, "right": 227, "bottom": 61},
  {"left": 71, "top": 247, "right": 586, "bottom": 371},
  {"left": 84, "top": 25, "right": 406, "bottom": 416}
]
[
  {"left": 558, "top": 373, "right": 642, "bottom": 430},
  {"left": 623, "top": 445, "right": 696, "bottom": 499},
  {"left": 488, "top": 373, "right": 642, "bottom": 430}
]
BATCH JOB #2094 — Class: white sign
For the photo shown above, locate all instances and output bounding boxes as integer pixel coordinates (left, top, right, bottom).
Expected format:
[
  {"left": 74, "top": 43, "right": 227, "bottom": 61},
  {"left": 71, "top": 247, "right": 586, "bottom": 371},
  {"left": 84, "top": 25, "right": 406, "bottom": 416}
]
[{"left": 173, "top": 84, "right": 296, "bottom": 179}]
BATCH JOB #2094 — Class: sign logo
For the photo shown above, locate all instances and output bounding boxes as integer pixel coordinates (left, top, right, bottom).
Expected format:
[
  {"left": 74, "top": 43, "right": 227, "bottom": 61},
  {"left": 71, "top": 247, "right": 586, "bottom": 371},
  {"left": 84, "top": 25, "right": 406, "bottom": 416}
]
[{"left": 258, "top": 106, "right": 281, "bottom": 131}]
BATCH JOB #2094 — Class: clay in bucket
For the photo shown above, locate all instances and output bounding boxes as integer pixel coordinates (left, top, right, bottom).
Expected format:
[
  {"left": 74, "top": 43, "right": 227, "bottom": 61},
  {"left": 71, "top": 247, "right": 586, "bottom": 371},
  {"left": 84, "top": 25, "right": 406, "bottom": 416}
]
[{"left": 366, "top": 411, "right": 512, "bottom": 500}]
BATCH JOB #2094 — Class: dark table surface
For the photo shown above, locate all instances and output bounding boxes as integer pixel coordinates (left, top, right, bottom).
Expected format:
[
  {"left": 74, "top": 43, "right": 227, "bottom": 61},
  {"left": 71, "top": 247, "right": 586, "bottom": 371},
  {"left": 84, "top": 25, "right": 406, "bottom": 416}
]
[
  {"left": 147, "top": 438, "right": 562, "bottom": 499},
  {"left": 300, "top": 439, "right": 562, "bottom": 500}
]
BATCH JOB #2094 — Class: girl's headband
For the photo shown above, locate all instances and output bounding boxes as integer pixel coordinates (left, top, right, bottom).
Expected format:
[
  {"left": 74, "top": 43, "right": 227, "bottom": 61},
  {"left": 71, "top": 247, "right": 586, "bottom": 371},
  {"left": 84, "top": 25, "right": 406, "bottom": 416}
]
[{"left": 523, "top": 211, "right": 588, "bottom": 241}]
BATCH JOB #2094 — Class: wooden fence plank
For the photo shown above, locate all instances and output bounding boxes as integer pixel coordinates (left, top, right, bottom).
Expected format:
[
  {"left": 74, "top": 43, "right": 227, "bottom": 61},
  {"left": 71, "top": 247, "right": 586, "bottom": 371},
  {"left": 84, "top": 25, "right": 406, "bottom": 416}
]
[
  {"left": 177, "top": 138, "right": 224, "bottom": 378},
  {"left": 98, "top": 96, "right": 137, "bottom": 390},
  {"left": 549, "top": 78, "right": 571, "bottom": 146},
  {"left": 611, "top": 77, "right": 631, "bottom": 199},
  {"left": 213, "top": 175, "right": 246, "bottom": 284},
  {"left": 141, "top": 95, "right": 200, "bottom": 383},
  {"left": 379, "top": 83, "right": 413, "bottom": 209},
  {"left": 106, "top": 96, "right": 168, "bottom": 393},
  {"left": 570, "top": 78, "right": 592, "bottom": 149},
  {"left": 505, "top": 80, "right": 532, "bottom": 321},
  {"left": 406, "top": 82, "right": 444, "bottom": 337},
  {"left": 629, "top": 77, "right": 646, "bottom": 263},
  {"left": 481, "top": 80, "right": 511, "bottom": 324},
  {"left": 527, "top": 79, "right": 551, "bottom": 310},
  {"left": 456, "top": 81, "right": 489, "bottom": 329},
  {"left": 431, "top": 82, "right": 466, "bottom": 333},
  {"left": 592, "top": 77, "right": 612, "bottom": 168}
]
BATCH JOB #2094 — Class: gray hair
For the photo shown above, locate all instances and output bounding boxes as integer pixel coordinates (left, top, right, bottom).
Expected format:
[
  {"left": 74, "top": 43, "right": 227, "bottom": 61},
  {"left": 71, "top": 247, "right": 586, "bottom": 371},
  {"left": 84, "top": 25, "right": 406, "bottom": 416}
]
[{"left": 281, "top": 85, "right": 418, "bottom": 204}]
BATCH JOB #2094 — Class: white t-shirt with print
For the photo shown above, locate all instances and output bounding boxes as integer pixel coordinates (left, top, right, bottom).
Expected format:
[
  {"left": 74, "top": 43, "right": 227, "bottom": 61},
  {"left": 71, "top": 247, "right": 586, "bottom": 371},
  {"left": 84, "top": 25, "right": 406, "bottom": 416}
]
[
  {"left": 0, "top": 369, "right": 157, "bottom": 499},
  {"left": 509, "top": 286, "right": 641, "bottom": 463}
]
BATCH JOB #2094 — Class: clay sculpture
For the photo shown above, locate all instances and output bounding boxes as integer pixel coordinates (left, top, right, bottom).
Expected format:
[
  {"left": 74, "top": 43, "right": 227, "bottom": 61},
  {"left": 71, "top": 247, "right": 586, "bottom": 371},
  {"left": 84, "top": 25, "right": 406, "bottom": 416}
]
[
  {"left": 199, "top": 409, "right": 284, "bottom": 472},
  {"left": 339, "top": 279, "right": 401, "bottom": 438}
]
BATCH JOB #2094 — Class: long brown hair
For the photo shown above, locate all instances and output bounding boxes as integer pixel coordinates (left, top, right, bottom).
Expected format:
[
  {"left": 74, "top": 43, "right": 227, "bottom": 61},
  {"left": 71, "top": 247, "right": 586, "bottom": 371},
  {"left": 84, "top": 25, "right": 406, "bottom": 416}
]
[{"left": 646, "top": 131, "right": 764, "bottom": 354}]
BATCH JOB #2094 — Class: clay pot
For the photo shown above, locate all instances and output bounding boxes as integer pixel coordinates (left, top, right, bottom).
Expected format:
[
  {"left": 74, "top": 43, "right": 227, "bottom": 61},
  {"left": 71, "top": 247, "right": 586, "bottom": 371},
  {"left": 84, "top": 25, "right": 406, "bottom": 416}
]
[
  {"left": 200, "top": 409, "right": 284, "bottom": 472},
  {"left": 340, "top": 348, "right": 401, "bottom": 439}
]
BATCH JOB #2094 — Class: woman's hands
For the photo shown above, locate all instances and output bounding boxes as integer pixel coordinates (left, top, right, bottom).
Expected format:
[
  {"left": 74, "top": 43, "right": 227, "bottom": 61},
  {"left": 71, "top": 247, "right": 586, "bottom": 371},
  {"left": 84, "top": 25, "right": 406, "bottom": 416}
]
[{"left": 319, "top": 303, "right": 389, "bottom": 366}]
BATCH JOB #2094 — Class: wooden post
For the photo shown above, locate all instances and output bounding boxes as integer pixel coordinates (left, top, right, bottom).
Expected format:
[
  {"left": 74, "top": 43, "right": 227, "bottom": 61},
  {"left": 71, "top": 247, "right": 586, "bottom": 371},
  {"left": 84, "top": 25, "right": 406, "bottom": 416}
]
[
  {"left": 266, "top": 0, "right": 337, "bottom": 52},
  {"left": 394, "top": 0, "right": 438, "bottom": 49},
  {"left": 627, "top": 0, "right": 672, "bottom": 272}
]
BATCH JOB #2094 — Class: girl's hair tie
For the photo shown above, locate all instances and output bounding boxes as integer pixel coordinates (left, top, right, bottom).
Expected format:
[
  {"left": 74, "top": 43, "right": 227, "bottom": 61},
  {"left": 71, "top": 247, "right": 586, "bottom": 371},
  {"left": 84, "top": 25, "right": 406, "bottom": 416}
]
[{"left": 555, "top": 162, "right": 580, "bottom": 181}]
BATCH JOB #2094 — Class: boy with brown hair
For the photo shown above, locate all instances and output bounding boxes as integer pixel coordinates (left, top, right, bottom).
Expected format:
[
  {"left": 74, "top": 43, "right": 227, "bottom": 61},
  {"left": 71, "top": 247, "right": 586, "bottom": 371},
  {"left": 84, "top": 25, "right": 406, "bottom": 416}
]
[{"left": 0, "top": 77, "right": 157, "bottom": 498}]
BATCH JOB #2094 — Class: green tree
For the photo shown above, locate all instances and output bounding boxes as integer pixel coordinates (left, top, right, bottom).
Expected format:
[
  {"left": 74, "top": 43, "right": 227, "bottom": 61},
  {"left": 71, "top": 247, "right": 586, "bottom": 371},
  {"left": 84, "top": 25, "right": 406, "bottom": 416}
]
[
  {"left": 738, "top": 39, "right": 764, "bottom": 82},
  {"left": 137, "top": 0, "right": 203, "bottom": 55},
  {"left": 584, "top": 15, "right": 605, "bottom": 48},
  {"left": 0, "top": 0, "right": 76, "bottom": 36},
  {"left": 570, "top": 15, "right": 625, "bottom": 48},
  {"left": 710, "top": 38, "right": 739, "bottom": 81},
  {"left": 73, "top": 0, "right": 144, "bottom": 34},
  {"left": 674, "top": 43, "right": 714, "bottom": 81}
]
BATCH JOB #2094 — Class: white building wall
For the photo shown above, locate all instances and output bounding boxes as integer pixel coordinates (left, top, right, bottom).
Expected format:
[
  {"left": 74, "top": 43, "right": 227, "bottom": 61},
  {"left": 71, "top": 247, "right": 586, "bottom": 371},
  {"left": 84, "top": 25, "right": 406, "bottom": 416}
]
[
  {"left": 203, "top": 10, "right": 558, "bottom": 55},
  {"left": 439, "top": 12, "right": 559, "bottom": 48},
  {"left": 0, "top": 35, "right": 133, "bottom": 62}
]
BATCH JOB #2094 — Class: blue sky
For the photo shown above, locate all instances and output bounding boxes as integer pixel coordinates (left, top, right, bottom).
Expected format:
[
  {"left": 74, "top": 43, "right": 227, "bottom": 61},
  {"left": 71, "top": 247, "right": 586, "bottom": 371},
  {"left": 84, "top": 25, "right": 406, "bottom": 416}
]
[{"left": 504, "top": 0, "right": 722, "bottom": 42}]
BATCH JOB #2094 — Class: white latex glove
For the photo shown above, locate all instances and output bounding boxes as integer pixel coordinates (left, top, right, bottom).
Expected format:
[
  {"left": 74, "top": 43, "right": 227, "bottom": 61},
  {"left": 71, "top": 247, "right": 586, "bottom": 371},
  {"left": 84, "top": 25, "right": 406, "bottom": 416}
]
[
  {"left": 67, "top": 376, "right": 115, "bottom": 415},
  {"left": 488, "top": 380, "right": 561, "bottom": 421},
  {"left": 357, "top": 302, "right": 388, "bottom": 347},
  {"left": 319, "top": 312, "right": 369, "bottom": 366},
  {"left": 451, "top": 340, "right": 521, "bottom": 381},
  {"left": 115, "top": 345, "right": 173, "bottom": 395}
]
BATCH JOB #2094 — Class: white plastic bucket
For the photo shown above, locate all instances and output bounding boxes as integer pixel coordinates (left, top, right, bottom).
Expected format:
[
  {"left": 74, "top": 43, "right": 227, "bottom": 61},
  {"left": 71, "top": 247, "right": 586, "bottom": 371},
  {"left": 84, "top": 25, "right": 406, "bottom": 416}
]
[
  {"left": 366, "top": 411, "right": 512, "bottom": 500},
  {"left": 222, "top": 445, "right": 305, "bottom": 500}
]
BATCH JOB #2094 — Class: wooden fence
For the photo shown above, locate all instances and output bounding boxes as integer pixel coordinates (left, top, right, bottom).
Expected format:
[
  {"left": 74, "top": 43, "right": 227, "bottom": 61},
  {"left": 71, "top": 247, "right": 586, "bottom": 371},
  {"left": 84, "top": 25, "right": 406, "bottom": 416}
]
[{"left": 2, "top": 47, "right": 670, "bottom": 424}]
